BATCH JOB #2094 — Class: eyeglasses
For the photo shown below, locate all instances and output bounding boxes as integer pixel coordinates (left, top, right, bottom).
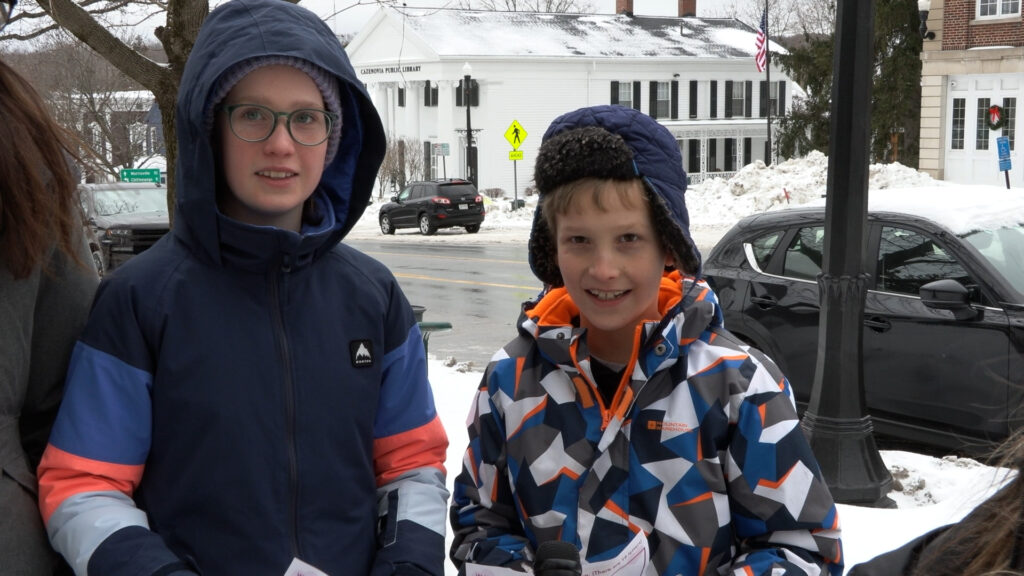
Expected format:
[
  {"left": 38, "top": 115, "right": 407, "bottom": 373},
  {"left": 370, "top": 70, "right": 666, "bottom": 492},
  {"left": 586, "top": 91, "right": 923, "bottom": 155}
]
[
  {"left": 0, "top": 0, "right": 15, "bottom": 31},
  {"left": 223, "top": 104, "right": 336, "bottom": 147}
]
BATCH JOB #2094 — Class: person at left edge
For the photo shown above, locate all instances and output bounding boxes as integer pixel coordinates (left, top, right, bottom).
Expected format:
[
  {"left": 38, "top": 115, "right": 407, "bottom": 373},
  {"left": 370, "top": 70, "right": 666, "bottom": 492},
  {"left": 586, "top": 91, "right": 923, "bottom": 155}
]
[
  {"left": 2, "top": 0, "right": 99, "bottom": 573},
  {"left": 36, "top": 0, "right": 449, "bottom": 574}
]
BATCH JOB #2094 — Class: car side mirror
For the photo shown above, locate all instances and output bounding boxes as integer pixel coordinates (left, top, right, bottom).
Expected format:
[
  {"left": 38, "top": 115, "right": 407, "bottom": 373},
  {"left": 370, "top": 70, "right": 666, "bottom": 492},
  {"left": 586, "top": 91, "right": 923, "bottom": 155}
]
[
  {"left": 390, "top": 195, "right": 399, "bottom": 203},
  {"left": 920, "top": 279, "right": 978, "bottom": 321}
]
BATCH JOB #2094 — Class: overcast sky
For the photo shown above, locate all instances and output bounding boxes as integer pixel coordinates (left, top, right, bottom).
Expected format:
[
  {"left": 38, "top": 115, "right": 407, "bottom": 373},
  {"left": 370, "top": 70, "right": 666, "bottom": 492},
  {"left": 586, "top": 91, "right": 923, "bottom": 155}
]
[{"left": 306, "top": 0, "right": 746, "bottom": 36}]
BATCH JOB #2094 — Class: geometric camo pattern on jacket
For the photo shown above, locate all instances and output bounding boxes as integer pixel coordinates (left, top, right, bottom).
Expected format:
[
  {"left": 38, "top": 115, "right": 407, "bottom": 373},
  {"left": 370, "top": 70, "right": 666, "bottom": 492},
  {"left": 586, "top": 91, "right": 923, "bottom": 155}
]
[{"left": 450, "top": 275, "right": 843, "bottom": 575}]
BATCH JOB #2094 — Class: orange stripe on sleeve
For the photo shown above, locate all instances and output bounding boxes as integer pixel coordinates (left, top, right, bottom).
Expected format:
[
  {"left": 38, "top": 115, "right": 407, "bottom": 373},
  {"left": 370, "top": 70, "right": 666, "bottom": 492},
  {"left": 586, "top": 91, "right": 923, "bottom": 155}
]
[
  {"left": 373, "top": 414, "right": 448, "bottom": 486},
  {"left": 37, "top": 445, "right": 144, "bottom": 523},
  {"left": 467, "top": 446, "right": 479, "bottom": 486},
  {"left": 603, "top": 500, "right": 629, "bottom": 522},
  {"left": 509, "top": 396, "right": 548, "bottom": 438},
  {"left": 602, "top": 501, "right": 644, "bottom": 534},
  {"left": 694, "top": 354, "right": 747, "bottom": 376},
  {"left": 515, "top": 356, "right": 525, "bottom": 397},
  {"left": 699, "top": 547, "right": 711, "bottom": 575},
  {"left": 672, "top": 492, "right": 713, "bottom": 507},
  {"left": 756, "top": 463, "right": 797, "bottom": 490}
]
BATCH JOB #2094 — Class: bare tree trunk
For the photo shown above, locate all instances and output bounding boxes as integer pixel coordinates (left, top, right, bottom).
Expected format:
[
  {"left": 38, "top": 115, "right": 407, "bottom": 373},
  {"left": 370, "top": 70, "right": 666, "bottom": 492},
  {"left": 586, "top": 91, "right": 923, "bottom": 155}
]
[{"left": 35, "top": 0, "right": 209, "bottom": 225}]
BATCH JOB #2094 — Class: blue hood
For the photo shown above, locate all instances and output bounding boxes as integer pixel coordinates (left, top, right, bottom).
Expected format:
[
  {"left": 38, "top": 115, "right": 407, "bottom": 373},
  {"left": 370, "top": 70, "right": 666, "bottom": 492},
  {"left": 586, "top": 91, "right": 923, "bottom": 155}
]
[{"left": 174, "top": 0, "right": 385, "bottom": 267}]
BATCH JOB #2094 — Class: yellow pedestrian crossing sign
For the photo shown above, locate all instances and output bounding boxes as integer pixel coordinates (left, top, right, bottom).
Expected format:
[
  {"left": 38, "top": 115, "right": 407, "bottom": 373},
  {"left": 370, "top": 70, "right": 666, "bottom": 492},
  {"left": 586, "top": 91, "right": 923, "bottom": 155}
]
[{"left": 505, "top": 120, "right": 527, "bottom": 150}]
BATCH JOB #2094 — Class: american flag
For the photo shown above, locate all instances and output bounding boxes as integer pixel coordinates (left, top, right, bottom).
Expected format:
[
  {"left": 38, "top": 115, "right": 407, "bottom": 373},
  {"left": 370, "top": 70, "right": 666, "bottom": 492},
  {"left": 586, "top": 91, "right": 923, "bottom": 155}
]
[{"left": 755, "top": 8, "right": 768, "bottom": 72}]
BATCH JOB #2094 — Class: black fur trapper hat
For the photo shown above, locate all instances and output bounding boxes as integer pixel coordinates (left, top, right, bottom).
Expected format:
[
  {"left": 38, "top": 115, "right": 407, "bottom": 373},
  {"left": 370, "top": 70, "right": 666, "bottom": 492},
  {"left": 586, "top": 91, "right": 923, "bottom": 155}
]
[{"left": 528, "top": 105, "right": 701, "bottom": 288}]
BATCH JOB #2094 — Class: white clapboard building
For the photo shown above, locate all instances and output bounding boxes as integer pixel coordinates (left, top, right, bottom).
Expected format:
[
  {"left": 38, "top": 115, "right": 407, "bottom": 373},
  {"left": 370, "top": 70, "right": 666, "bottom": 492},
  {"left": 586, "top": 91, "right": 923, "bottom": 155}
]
[{"left": 345, "top": 0, "right": 791, "bottom": 198}]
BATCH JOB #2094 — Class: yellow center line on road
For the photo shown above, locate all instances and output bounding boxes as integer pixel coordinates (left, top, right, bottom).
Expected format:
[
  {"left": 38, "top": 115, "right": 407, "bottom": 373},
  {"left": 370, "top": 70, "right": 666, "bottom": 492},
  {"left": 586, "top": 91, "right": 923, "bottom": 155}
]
[{"left": 393, "top": 272, "right": 539, "bottom": 291}]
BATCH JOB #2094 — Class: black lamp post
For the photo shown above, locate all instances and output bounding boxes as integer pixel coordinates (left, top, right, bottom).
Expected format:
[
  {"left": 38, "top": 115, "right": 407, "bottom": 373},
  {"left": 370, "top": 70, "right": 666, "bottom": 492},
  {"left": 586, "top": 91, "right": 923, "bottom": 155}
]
[
  {"left": 462, "top": 62, "right": 478, "bottom": 188},
  {"left": 799, "top": 0, "right": 895, "bottom": 508},
  {"left": 919, "top": 0, "right": 935, "bottom": 39}
]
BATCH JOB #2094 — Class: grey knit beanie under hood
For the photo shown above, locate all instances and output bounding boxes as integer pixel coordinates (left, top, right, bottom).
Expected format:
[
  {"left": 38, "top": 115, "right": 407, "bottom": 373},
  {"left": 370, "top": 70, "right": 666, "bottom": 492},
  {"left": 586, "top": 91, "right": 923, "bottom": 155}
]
[
  {"left": 205, "top": 55, "right": 343, "bottom": 163},
  {"left": 529, "top": 106, "right": 701, "bottom": 288}
]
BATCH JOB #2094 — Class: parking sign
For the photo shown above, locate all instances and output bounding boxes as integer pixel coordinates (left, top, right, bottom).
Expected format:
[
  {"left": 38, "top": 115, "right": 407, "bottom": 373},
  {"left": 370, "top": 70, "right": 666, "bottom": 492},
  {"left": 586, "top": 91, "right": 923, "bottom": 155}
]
[{"left": 997, "top": 136, "right": 1011, "bottom": 172}]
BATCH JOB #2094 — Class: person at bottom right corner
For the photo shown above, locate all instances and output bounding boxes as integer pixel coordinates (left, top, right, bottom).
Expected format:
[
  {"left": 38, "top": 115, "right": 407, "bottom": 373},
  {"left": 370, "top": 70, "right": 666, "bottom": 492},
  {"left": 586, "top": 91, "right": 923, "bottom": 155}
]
[{"left": 849, "top": 428, "right": 1024, "bottom": 576}]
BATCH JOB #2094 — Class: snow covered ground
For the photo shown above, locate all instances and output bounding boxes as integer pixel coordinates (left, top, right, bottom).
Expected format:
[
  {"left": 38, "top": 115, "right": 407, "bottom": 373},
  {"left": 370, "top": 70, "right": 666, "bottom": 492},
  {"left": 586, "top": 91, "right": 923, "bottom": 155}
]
[{"left": 349, "top": 152, "right": 1020, "bottom": 574}]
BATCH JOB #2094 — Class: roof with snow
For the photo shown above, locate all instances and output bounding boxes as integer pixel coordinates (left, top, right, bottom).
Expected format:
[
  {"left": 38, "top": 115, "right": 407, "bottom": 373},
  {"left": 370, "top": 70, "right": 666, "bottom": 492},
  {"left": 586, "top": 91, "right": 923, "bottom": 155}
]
[
  {"left": 373, "top": 7, "right": 785, "bottom": 60},
  {"left": 804, "top": 185, "right": 1024, "bottom": 236}
]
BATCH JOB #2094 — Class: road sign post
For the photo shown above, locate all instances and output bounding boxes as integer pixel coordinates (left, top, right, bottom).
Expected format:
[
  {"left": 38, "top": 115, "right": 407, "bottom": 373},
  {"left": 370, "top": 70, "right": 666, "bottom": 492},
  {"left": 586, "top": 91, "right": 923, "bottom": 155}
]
[
  {"left": 504, "top": 121, "right": 528, "bottom": 209},
  {"left": 120, "top": 168, "right": 162, "bottom": 183},
  {"left": 433, "top": 143, "right": 451, "bottom": 179},
  {"left": 997, "top": 136, "right": 1012, "bottom": 189}
]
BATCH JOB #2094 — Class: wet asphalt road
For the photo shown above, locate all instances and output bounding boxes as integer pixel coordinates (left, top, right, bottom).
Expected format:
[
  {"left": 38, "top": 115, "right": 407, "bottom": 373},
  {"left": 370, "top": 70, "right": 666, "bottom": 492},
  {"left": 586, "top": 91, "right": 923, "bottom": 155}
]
[{"left": 345, "top": 239, "right": 541, "bottom": 371}]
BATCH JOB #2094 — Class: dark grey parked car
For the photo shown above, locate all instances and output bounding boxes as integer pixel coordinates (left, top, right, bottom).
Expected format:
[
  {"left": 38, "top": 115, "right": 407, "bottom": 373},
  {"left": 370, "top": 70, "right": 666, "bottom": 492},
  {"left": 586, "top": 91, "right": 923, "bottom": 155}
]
[
  {"left": 379, "top": 179, "right": 485, "bottom": 235},
  {"left": 80, "top": 182, "right": 169, "bottom": 275},
  {"left": 702, "top": 186, "right": 1024, "bottom": 456}
]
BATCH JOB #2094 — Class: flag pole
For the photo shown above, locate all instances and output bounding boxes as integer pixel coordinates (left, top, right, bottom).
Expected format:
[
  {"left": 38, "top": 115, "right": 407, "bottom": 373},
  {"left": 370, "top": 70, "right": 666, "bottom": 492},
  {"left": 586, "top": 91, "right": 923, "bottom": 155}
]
[{"left": 765, "top": 0, "right": 772, "bottom": 166}]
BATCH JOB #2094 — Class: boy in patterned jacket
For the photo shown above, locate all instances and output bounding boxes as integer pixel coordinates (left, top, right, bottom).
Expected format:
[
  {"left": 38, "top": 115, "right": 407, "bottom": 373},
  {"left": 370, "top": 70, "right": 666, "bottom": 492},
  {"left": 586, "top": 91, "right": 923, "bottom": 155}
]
[{"left": 449, "top": 105, "right": 843, "bottom": 576}]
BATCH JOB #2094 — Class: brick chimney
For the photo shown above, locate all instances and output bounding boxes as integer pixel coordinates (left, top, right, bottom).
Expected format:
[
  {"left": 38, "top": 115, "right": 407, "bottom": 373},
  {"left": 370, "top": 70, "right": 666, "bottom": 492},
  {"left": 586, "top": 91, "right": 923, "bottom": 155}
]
[
  {"left": 679, "top": 0, "right": 696, "bottom": 17},
  {"left": 616, "top": 0, "right": 633, "bottom": 15}
]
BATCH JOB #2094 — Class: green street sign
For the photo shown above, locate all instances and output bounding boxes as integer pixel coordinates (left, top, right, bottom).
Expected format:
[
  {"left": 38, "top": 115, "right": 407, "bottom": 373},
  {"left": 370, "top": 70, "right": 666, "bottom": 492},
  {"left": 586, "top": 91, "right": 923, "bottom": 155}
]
[{"left": 120, "top": 168, "right": 162, "bottom": 183}]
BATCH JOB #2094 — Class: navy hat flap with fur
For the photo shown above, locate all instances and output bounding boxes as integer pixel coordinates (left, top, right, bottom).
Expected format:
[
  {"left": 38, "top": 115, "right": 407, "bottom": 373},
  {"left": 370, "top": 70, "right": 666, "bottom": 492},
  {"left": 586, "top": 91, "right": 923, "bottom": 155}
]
[{"left": 528, "top": 105, "right": 701, "bottom": 288}]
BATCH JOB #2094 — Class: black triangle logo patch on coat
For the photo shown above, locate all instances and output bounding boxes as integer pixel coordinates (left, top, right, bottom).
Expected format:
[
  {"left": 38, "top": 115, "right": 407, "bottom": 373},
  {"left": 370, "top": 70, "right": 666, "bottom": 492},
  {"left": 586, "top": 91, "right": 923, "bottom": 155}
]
[{"left": 350, "top": 340, "right": 374, "bottom": 368}]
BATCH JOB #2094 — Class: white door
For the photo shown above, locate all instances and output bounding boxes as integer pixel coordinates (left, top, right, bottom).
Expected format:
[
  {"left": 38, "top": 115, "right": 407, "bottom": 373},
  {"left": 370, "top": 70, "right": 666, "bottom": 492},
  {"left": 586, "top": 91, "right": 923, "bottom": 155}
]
[{"left": 945, "top": 74, "right": 1022, "bottom": 187}]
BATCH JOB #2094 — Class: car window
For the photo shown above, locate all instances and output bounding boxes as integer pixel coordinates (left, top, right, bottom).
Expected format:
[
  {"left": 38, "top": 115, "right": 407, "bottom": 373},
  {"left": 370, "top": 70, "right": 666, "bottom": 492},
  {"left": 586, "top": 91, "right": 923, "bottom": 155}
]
[
  {"left": 964, "top": 224, "right": 1024, "bottom": 294},
  {"left": 782, "top": 226, "right": 824, "bottom": 280},
  {"left": 876, "top": 226, "right": 975, "bottom": 299},
  {"left": 92, "top": 188, "right": 166, "bottom": 217},
  {"left": 438, "top": 184, "right": 478, "bottom": 199},
  {"left": 397, "top": 187, "right": 413, "bottom": 202},
  {"left": 414, "top": 185, "right": 428, "bottom": 200},
  {"left": 749, "top": 230, "right": 784, "bottom": 270}
]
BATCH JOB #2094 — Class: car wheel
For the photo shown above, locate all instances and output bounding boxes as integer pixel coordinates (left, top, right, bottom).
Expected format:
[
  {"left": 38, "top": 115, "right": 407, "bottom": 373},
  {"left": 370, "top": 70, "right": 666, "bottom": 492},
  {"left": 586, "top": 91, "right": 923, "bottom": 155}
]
[
  {"left": 465, "top": 224, "right": 480, "bottom": 234},
  {"left": 379, "top": 214, "right": 395, "bottom": 235},
  {"left": 419, "top": 214, "right": 437, "bottom": 235}
]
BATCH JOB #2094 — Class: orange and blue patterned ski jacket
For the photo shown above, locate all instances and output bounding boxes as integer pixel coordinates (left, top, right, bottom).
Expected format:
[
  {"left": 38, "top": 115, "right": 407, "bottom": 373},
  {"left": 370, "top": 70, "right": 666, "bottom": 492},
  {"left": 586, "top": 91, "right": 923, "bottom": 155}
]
[{"left": 451, "top": 273, "right": 843, "bottom": 575}]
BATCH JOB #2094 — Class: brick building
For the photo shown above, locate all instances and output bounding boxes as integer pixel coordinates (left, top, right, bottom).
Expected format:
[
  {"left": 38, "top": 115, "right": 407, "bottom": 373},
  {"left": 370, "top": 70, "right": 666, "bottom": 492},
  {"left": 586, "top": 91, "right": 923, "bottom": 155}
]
[{"left": 919, "top": 0, "right": 1023, "bottom": 186}]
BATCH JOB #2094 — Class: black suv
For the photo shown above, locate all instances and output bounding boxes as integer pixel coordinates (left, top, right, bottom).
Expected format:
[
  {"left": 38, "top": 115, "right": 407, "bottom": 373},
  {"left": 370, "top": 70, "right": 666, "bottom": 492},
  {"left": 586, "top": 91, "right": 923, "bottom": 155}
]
[
  {"left": 79, "top": 182, "right": 170, "bottom": 275},
  {"left": 378, "top": 179, "right": 485, "bottom": 235}
]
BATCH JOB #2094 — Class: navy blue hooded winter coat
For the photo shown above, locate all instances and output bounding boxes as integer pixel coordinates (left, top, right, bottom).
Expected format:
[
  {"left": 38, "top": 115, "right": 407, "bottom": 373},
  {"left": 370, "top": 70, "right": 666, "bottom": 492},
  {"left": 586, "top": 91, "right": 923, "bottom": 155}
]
[{"left": 38, "top": 1, "right": 449, "bottom": 574}]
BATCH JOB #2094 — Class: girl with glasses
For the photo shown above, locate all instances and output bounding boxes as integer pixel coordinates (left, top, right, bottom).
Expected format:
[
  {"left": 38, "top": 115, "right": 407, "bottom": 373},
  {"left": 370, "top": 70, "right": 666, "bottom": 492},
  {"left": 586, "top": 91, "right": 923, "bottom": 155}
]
[{"left": 36, "top": 1, "right": 449, "bottom": 575}]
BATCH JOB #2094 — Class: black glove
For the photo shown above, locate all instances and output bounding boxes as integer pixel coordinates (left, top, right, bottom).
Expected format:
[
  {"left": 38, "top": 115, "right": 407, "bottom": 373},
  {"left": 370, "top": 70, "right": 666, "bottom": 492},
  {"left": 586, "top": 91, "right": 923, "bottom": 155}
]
[{"left": 534, "top": 557, "right": 582, "bottom": 576}]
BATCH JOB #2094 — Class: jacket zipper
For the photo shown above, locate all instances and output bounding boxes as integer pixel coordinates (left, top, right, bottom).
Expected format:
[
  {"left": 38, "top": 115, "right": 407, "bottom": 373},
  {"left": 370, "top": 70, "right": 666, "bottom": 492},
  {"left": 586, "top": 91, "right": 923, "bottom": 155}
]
[
  {"left": 270, "top": 256, "right": 301, "bottom": 559},
  {"left": 580, "top": 324, "right": 646, "bottom": 431}
]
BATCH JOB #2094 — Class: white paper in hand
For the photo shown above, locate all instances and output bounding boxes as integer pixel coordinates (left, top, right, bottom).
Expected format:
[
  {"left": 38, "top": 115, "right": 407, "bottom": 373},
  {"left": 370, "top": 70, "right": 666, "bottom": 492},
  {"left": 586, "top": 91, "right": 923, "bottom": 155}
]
[
  {"left": 283, "top": 558, "right": 329, "bottom": 576},
  {"left": 464, "top": 531, "right": 650, "bottom": 576}
]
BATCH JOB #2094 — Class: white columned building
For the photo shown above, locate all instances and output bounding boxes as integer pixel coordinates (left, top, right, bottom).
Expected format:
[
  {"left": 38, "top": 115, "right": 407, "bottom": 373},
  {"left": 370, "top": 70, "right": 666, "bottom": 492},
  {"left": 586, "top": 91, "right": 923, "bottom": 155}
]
[{"left": 346, "top": 3, "right": 794, "bottom": 198}]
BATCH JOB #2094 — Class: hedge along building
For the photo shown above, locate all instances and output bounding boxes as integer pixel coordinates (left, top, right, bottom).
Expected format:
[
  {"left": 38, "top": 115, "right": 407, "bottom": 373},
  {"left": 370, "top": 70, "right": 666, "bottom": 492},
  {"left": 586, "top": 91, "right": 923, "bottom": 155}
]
[
  {"left": 344, "top": 0, "right": 793, "bottom": 199},
  {"left": 918, "top": 0, "right": 1023, "bottom": 187}
]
